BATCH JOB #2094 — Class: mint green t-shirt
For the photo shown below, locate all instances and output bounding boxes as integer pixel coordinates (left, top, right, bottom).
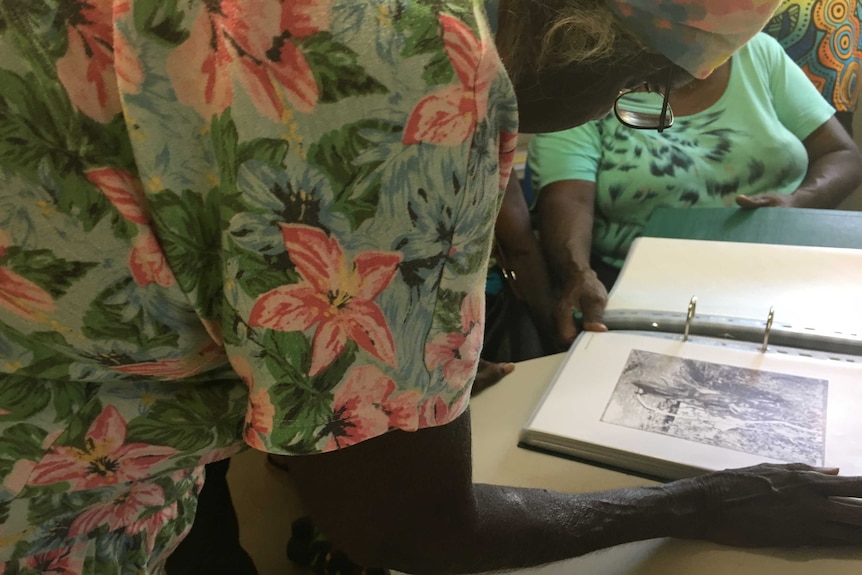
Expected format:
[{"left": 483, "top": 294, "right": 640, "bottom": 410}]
[{"left": 528, "top": 33, "right": 835, "bottom": 268}]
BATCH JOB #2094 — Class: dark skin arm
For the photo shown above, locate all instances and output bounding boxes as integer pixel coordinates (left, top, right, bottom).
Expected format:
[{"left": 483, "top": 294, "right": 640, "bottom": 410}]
[
  {"left": 472, "top": 176, "right": 558, "bottom": 394},
  {"left": 537, "top": 179, "right": 608, "bottom": 347},
  {"left": 737, "top": 117, "right": 862, "bottom": 209},
  {"left": 493, "top": 175, "right": 556, "bottom": 342},
  {"left": 286, "top": 410, "right": 862, "bottom": 574},
  {"left": 471, "top": 359, "right": 515, "bottom": 395}
]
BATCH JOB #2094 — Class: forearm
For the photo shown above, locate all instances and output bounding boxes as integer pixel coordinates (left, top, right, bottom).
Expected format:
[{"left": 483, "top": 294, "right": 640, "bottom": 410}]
[
  {"left": 415, "top": 481, "right": 701, "bottom": 574},
  {"left": 290, "top": 411, "right": 704, "bottom": 574},
  {"left": 538, "top": 186, "right": 596, "bottom": 282},
  {"left": 501, "top": 233, "right": 554, "bottom": 320},
  {"left": 791, "top": 118, "right": 862, "bottom": 208},
  {"left": 495, "top": 176, "right": 554, "bottom": 324},
  {"left": 288, "top": 407, "right": 862, "bottom": 574},
  {"left": 792, "top": 149, "right": 862, "bottom": 208}
]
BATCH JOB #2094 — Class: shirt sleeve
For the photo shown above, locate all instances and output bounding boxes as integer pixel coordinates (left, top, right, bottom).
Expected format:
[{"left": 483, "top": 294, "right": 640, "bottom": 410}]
[
  {"left": 527, "top": 121, "right": 603, "bottom": 190},
  {"left": 223, "top": 5, "right": 515, "bottom": 455},
  {"left": 121, "top": 2, "right": 515, "bottom": 455},
  {"left": 757, "top": 33, "right": 836, "bottom": 140}
]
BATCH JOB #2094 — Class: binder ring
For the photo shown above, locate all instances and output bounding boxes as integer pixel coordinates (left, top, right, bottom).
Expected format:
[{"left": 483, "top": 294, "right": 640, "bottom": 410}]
[
  {"left": 761, "top": 306, "right": 775, "bottom": 352},
  {"left": 683, "top": 296, "right": 697, "bottom": 342}
]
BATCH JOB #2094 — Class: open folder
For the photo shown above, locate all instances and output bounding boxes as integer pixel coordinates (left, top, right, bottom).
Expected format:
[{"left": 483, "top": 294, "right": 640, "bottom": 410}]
[{"left": 520, "top": 237, "right": 862, "bottom": 480}]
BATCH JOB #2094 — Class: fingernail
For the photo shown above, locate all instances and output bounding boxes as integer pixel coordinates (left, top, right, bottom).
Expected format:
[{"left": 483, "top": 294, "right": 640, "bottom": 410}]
[{"left": 503, "top": 363, "right": 515, "bottom": 373}]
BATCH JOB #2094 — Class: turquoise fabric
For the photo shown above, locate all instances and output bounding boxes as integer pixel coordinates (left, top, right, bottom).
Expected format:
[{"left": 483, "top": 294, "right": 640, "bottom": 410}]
[{"left": 528, "top": 33, "right": 835, "bottom": 268}]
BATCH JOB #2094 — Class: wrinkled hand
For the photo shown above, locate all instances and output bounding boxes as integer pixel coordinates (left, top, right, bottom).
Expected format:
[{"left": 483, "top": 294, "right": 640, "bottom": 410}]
[
  {"left": 554, "top": 270, "right": 608, "bottom": 347},
  {"left": 684, "top": 463, "right": 862, "bottom": 547},
  {"left": 471, "top": 359, "right": 515, "bottom": 396},
  {"left": 735, "top": 193, "right": 796, "bottom": 209}
]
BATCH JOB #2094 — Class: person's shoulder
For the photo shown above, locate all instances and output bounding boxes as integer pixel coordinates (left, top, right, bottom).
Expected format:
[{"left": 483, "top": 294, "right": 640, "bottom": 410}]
[
  {"left": 740, "top": 32, "right": 785, "bottom": 62},
  {"left": 529, "top": 123, "right": 599, "bottom": 163},
  {"left": 732, "top": 32, "right": 788, "bottom": 83},
  {"left": 528, "top": 118, "right": 607, "bottom": 177},
  {"left": 533, "top": 117, "right": 605, "bottom": 143}
]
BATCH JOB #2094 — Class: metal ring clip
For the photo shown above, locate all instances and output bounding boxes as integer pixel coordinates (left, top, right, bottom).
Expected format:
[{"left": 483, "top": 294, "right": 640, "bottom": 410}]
[
  {"left": 761, "top": 307, "right": 775, "bottom": 352},
  {"left": 683, "top": 296, "right": 697, "bottom": 342}
]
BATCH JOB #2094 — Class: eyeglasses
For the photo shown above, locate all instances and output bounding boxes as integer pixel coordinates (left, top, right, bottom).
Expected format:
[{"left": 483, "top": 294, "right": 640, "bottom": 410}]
[{"left": 614, "top": 66, "right": 675, "bottom": 132}]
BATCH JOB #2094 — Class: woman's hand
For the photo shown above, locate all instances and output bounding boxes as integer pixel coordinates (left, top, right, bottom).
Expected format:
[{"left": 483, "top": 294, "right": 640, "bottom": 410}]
[
  {"left": 554, "top": 269, "right": 609, "bottom": 347},
  {"left": 735, "top": 193, "right": 797, "bottom": 208},
  {"left": 676, "top": 463, "right": 862, "bottom": 547},
  {"left": 471, "top": 359, "right": 515, "bottom": 396},
  {"left": 536, "top": 179, "right": 606, "bottom": 348}
]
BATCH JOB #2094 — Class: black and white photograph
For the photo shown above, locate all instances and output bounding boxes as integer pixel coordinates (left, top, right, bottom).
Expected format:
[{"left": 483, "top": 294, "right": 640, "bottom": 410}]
[{"left": 601, "top": 349, "right": 828, "bottom": 465}]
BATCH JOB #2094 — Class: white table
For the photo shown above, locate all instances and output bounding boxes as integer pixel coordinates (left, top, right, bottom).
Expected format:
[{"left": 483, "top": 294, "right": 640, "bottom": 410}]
[{"left": 463, "top": 353, "right": 862, "bottom": 574}]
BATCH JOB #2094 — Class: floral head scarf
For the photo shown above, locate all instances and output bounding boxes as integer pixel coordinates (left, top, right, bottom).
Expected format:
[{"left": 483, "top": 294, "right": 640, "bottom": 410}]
[{"left": 605, "top": 0, "right": 784, "bottom": 78}]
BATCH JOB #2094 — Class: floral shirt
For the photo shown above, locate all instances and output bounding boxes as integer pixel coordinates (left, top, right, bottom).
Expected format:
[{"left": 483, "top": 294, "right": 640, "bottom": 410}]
[{"left": 0, "top": 0, "right": 516, "bottom": 571}]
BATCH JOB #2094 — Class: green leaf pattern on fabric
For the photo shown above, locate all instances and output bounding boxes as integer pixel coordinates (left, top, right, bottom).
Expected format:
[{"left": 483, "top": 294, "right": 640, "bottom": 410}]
[{"left": 0, "top": 0, "right": 516, "bottom": 569}]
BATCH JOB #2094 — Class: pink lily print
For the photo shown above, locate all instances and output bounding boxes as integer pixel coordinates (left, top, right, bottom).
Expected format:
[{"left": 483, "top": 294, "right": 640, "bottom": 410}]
[
  {"left": 3, "top": 458, "right": 36, "bottom": 496},
  {"left": 69, "top": 482, "right": 166, "bottom": 537},
  {"left": 498, "top": 130, "right": 519, "bottom": 190},
  {"left": 25, "top": 543, "right": 86, "bottom": 575},
  {"left": 244, "top": 387, "right": 276, "bottom": 451},
  {"left": 249, "top": 224, "right": 401, "bottom": 376},
  {"left": 425, "top": 291, "right": 484, "bottom": 387},
  {"left": 403, "top": 13, "right": 499, "bottom": 146},
  {"left": 0, "top": 268, "right": 56, "bottom": 322},
  {"left": 129, "top": 230, "right": 177, "bottom": 288},
  {"left": 325, "top": 365, "right": 421, "bottom": 450},
  {"left": 126, "top": 500, "right": 179, "bottom": 552},
  {"left": 167, "top": 0, "right": 330, "bottom": 120},
  {"left": 111, "top": 341, "right": 225, "bottom": 379},
  {"left": 86, "top": 168, "right": 150, "bottom": 225},
  {"left": 29, "top": 405, "right": 176, "bottom": 490},
  {"left": 420, "top": 391, "right": 470, "bottom": 427},
  {"left": 231, "top": 355, "right": 275, "bottom": 451},
  {"left": 56, "top": 0, "right": 142, "bottom": 123},
  {"left": 85, "top": 167, "right": 177, "bottom": 288},
  {"left": 0, "top": 230, "right": 55, "bottom": 321}
]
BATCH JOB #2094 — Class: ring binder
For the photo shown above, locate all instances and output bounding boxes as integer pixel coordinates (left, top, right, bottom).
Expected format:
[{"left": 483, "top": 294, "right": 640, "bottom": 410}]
[
  {"left": 522, "top": 237, "right": 862, "bottom": 481},
  {"left": 761, "top": 306, "right": 775, "bottom": 352},
  {"left": 683, "top": 296, "right": 697, "bottom": 342}
]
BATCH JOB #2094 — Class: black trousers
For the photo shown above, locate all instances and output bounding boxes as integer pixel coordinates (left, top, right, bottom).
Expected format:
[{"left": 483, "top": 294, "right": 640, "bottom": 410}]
[{"left": 166, "top": 459, "right": 258, "bottom": 575}]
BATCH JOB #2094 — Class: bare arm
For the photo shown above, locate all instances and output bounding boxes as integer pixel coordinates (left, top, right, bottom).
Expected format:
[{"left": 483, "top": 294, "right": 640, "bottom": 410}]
[
  {"left": 737, "top": 117, "right": 862, "bottom": 209},
  {"left": 287, "top": 410, "right": 697, "bottom": 574},
  {"left": 537, "top": 180, "right": 608, "bottom": 345},
  {"left": 537, "top": 179, "right": 595, "bottom": 281},
  {"left": 286, "top": 410, "right": 862, "bottom": 574},
  {"left": 795, "top": 117, "right": 862, "bottom": 207},
  {"left": 494, "top": 176, "right": 555, "bottom": 339}
]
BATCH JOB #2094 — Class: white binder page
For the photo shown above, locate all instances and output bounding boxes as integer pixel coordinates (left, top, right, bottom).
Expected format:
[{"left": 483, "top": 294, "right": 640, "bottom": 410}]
[
  {"left": 606, "top": 237, "right": 862, "bottom": 335},
  {"left": 524, "top": 332, "right": 862, "bottom": 478}
]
